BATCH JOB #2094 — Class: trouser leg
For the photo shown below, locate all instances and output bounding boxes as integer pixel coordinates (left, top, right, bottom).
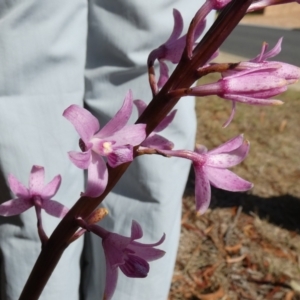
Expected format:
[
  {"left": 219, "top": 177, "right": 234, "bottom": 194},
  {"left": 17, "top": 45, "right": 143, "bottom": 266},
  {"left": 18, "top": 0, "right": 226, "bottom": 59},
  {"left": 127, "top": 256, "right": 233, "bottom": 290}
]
[{"left": 0, "top": 1, "right": 87, "bottom": 299}]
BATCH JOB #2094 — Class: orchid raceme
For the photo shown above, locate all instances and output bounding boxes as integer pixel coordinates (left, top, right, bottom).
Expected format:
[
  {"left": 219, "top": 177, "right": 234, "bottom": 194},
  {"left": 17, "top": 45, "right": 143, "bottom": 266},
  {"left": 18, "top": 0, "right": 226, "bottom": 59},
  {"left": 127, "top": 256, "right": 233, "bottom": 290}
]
[
  {"left": 63, "top": 91, "right": 147, "bottom": 198},
  {"left": 134, "top": 99, "right": 176, "bottom": 150},
  {"left": 0, "top": 165, "right": 67, "bottom": 218},
  {"left": 78, "top": 219, "right": 165, "bottom": 300},
  {"left": 159, "top": 135, "right": 253, "bottom": 214},
  {"left": 148, "top": 9, "right": 206, "bottom": 88}
]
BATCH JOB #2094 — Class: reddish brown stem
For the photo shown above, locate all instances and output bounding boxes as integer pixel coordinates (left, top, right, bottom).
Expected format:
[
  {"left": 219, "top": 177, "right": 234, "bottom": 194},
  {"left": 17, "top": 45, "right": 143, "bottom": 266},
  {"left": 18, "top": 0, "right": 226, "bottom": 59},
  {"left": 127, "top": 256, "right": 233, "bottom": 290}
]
[{"left": 19, "top": 1, "right": 252, "bottom": 299}]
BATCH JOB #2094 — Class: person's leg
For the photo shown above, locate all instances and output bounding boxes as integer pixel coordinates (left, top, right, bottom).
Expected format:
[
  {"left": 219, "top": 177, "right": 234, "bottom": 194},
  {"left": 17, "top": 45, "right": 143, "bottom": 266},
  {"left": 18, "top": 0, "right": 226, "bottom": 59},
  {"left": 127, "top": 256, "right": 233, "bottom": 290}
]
[
  {"left": 0, "top": 1, "right": 87, "bottom": 299},
  {"left": 81, "top": 1, "right": 214, "bottom": 299}
]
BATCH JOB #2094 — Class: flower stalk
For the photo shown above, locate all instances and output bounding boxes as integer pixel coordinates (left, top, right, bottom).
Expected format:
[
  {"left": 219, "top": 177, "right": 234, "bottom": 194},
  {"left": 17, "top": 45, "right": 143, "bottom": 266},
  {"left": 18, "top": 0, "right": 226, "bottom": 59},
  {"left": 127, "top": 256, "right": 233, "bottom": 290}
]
[{"left": 19, "top": 1, "right": 254, "bottom": 299}]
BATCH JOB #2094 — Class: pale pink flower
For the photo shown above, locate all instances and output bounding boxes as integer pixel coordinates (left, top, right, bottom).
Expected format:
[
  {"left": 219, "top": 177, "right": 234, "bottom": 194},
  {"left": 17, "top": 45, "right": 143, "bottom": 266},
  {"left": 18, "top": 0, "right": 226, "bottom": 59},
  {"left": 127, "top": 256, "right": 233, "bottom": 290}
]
[
  {"left": 80, "top": 220, "right": 165, "bottom": 300},
  {"left": 63, "top": 91, "right": 146, "bottom": 197},
  {"left": 0, "top": 165, "right": 67, "bottom": 218},
  {"left": 148, "top": 9, "right": 206, "bottom": 88},
  {"left": 159, "top": 135, "right": 253, "bottom": 214}
]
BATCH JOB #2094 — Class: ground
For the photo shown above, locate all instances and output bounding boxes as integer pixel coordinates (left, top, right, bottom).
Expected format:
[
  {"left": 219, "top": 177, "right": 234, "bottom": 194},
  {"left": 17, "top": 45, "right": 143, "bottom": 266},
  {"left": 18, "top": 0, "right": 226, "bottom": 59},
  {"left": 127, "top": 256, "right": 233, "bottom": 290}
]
[{"left": 168, "top": 8, "right": 300, "bottom": 300}]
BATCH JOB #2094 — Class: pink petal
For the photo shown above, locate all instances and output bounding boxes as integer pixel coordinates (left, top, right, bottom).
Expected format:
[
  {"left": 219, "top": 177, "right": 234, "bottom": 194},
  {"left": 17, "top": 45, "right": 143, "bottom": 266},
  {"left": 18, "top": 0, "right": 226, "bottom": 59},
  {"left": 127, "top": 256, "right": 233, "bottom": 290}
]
[
  {"left": 165, "top": 9, "right": 183, "bottom": 44},
  {"left": 264, "top": 37, "right": 282, "bottom": 60},
  {"left": 107, "top": 145, "right": 133, "bottom": 167},
  {"left": 103, "top": 233, "right": 130, "bottom": 266},
  {"left": 164, "top": 35, "right": 186, "bottom": 63},
  {"left": 41, "top": 175, "right": 61, "bottom": 199},
  {"left": 206, "top": 140, "right": 249, "bottom": 168},
  {"left": 222, "top": 94, "right": 283, "bottom": 106},
  {"left": 68, "top": 150, "right": 92, "bottom": 169},
  {"left": 103, "top": 260, "right": 118, "bottom": 300},
  {"left": 63, "top": 104, "right": 99, "bottom": 144},
  {"left": 119, "top": 255, "right": 149, "bottom": 278},
  {"left": 154, "top": 110, "right": 177, "bottom": 132},
  {"left": 8, "top": 174, "right": 29, "bottom": 198},
  {"left": 133, "top": 99, "right": 147, "bottom": 117},
  {"left": 193, "top": 165, "right": 211, "bottom": 214},
  {"left": 273, "top": 62, "right": 300, "bottom": 81},
  {"left": 43, "top": 199, "right": 69, "bottom": 218},
  {"left": 127, "top": 246, "right": 165, "bottom": 262},
  {"left": 108, "top": 124, "right": 146, "bottom": 147},
  {"left": 83, "top": 153, "right": 108, "bottom": 198},
  {"left": 157, "top": 61, "right": 169, "bottom": 89},
  {"left": 193, "top": 18, "right": 206, "bottom": 41},
  {"left": 222, "top": 101, "right": 236, "bottom": 128},
  {"left": 131, "top": 220, "right": 143, "bottom": 240},
  {"left": 240, "top": 85, "right": 287, "bottom": 98},
  {"left": 223, "top": 63, "right": 281, "bottom": 80},
  {"left": 251, "top": 38, "right": 283, "bottom": 63},
  {"left": 141, "top": 134, "right": 174, "bottom": 150},
  {"left": 224, "top": 74, "right": 286, "bottom": 93},
  {"left": 205, "top": 167, "right": 253, "bottom": 192},
  {"left": 97, "top": 90, "right": 133, "bottom": 138},
  {"left": 29, "top": 165, "right": 45, "bottom": 195},
  {"left": 0, "top": 198, "right": 32, "bottom": 216},
  {"left": 186, "top": 6, "right": 207, "bottom": 58},
  {"left": 208, "top": 135, "right": 244, "bottom": 155},
  {"left": 131, "top": 233, "right": 166, "bottom": 249}
]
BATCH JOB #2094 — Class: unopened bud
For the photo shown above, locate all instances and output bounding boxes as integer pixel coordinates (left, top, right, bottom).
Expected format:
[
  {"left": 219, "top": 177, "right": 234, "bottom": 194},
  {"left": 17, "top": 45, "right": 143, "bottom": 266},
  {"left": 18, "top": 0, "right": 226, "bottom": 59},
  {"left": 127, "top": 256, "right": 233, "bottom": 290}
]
[{"left": 86, "top": 208, "right": 109, "bottom": 224}]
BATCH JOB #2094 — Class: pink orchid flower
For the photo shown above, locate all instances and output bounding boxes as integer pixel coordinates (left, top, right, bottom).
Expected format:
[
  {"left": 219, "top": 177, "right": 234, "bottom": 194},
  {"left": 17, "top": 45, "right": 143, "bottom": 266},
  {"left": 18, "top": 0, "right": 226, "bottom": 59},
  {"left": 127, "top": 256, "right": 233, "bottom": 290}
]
[
  {"left": 134, "top": 99, "right": 176, "bottom": 150},
  {"left": 148, "top": 9, "right": 206, "bottom": 88},
  {"left": 189, "top": 63, "right": 287, "bottom": 126},
  {"left": 0, "top": 165, "right": 67, "bottom": 218},
  {"left": 83, "top": 220, "right": 165, "bottom": 300},
  {"left": 159, "top": 135, "right": 253, "bottom": 214},
  {"left": 63, "top": 91, "right": 146, "bottom": 198},
  {"left": 213, "top": 38, "right": 300, "bottom": 126}
]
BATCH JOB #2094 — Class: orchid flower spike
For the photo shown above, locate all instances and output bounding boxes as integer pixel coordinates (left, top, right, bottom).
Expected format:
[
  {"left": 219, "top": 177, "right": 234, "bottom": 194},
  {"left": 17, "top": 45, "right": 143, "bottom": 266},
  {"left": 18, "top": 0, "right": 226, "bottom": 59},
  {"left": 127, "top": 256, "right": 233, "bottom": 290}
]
[
  {"left": 63, "top": 91, "right": 146, "bottom": 198},
  {"left": 159, "top": 135, "right": 253, "bottom": 214},
  {"left": 85, "top": 220, "right": 165, "bottom": 300},
  {"left": 134, "top": 99, "right": 176, "bottom": 150},
  {"left": 0, "top": 165, "right": 68, "bottom": 218},
  {"left": 148, "top": 9, "right": 206, "bottom": 88}
]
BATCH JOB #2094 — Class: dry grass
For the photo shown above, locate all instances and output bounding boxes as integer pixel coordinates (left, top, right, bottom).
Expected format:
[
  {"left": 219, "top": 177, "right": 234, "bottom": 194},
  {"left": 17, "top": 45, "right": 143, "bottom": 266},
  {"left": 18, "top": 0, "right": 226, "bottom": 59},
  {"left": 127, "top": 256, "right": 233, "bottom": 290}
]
[{"left": 169, "top": 74, "right": 300, "bottom": 299}]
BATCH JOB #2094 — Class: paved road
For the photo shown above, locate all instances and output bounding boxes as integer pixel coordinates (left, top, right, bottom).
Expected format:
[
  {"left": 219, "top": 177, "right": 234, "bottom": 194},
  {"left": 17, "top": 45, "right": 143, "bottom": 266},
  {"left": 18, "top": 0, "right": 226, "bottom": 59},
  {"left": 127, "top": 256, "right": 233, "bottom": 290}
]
[{"left": 220, "top": 24, "right": 300, "bottom": 66}]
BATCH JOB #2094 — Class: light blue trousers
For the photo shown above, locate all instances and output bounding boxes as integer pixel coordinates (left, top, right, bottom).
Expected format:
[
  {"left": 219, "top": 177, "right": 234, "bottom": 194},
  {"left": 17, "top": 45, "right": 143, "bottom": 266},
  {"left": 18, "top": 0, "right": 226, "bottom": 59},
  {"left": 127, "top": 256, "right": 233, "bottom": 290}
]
[{"left": 0, "top": 1, "right": 213, "bottom": 299}]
